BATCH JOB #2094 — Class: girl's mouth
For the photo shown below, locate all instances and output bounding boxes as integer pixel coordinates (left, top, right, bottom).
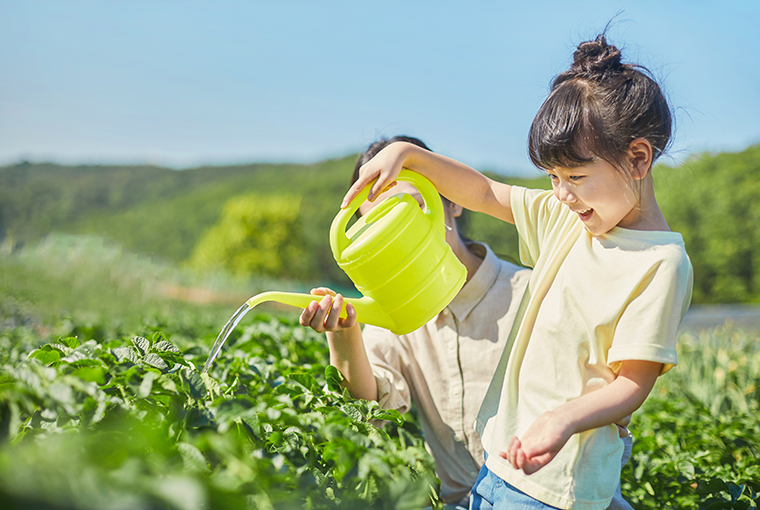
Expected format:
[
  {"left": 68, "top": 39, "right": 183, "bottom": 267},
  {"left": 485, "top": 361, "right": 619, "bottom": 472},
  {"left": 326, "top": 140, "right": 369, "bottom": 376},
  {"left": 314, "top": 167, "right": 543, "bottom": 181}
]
[{"left": 576, "top": 208, "right": 593, "bottom": 221}]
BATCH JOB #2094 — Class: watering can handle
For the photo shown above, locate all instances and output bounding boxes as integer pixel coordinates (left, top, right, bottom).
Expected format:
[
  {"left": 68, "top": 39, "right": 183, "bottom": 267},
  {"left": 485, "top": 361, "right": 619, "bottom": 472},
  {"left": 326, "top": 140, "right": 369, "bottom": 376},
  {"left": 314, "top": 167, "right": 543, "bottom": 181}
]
[{"left": 330, "top": 169, "right": 446, "bottom": 258}]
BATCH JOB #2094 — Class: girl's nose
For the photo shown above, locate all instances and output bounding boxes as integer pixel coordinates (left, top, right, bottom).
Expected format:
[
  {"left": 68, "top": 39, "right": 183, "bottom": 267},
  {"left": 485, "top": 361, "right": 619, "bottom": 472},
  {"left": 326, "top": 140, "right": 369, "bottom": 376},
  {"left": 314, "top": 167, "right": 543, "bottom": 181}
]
[{"left": 556, "top": 183, "right": 576, "bottom": 204}]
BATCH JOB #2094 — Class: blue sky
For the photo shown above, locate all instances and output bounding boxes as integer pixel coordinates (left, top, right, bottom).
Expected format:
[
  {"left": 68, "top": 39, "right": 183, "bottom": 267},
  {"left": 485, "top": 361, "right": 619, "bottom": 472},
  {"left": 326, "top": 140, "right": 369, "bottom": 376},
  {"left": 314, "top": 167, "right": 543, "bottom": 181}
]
[{"left": 1, "top": 0, "right": 758, "bottom": 177}]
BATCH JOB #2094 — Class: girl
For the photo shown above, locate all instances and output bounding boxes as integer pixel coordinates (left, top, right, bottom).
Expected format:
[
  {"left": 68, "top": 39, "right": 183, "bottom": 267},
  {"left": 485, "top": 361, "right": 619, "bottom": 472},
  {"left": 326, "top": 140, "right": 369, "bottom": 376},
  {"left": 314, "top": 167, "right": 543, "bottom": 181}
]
[
  {"left": 341, "top": 35, "right": 693, "bottom": 510},
  {"left": 301, "top": 135, "right": 534, "bottom": 507}
]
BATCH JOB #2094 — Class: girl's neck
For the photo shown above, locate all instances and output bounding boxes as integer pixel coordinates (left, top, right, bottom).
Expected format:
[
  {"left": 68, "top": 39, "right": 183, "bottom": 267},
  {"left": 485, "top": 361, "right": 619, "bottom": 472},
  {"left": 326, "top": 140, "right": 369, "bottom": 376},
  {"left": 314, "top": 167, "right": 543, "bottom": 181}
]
[{"left": 618, "top": 175, "right": 670, "bottom": 232}]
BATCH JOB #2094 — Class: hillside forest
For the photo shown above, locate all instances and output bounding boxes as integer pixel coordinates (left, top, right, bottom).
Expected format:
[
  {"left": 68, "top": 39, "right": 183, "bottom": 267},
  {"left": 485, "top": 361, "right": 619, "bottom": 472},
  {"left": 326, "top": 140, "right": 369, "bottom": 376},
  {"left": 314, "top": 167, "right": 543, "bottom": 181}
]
[{"left": 2, "top": 143, "right": 760, "bottom": 304}]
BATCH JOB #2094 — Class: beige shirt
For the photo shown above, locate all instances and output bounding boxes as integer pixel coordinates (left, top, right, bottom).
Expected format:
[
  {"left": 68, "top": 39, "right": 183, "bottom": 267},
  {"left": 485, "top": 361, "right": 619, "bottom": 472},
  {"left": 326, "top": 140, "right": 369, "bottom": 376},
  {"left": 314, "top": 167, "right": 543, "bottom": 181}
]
[{"left": 361, "top": 243, "right": 531, "bottom": 504}]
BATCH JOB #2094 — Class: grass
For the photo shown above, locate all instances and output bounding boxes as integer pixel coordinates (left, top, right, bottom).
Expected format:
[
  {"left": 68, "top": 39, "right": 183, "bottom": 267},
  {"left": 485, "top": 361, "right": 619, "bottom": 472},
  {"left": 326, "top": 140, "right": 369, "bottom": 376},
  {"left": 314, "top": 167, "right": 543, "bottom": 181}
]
[{"left": 0, "top": 234, "right": 306, "bottom": 333}]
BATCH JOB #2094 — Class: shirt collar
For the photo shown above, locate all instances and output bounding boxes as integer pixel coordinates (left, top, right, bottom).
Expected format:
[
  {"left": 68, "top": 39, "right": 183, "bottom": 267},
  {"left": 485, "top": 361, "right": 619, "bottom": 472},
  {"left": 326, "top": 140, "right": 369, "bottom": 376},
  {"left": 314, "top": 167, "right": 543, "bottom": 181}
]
[{"left": 445, "top": 242, "right": 501, "bottom": 322}]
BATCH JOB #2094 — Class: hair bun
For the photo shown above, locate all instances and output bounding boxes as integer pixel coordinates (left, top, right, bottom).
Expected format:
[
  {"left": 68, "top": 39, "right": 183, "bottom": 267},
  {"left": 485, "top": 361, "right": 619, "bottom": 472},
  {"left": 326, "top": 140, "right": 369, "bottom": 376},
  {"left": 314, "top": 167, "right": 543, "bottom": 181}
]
[{"left": 571, "top": 35, "right": 624, "bottom": 75}]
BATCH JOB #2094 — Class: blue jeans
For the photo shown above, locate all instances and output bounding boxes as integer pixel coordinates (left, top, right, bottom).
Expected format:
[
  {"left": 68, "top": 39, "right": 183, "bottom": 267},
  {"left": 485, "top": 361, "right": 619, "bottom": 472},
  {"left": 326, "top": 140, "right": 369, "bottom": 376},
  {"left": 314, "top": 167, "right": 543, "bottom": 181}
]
[{"left": 470, "top": 460, "right": 560, "bottom": 510}]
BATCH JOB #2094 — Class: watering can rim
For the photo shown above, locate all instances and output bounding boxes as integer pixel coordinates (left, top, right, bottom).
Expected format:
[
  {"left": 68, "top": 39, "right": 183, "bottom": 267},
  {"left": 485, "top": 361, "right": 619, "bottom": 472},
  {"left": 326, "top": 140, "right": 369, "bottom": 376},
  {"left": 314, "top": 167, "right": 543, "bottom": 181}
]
[{"left": 329, "top": 169, "right": 446, "bottom": 262}]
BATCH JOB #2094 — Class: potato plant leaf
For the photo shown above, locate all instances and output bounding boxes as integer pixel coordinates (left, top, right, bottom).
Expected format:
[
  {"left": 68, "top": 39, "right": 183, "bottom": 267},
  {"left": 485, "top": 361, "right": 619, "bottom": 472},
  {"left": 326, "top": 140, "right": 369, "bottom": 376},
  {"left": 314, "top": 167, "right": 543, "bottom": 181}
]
[
  {"left": 112, "top": 346, "right": 140, "bottom": 364},
  {"left": 181, "top": 368, "right": 207, "bottom": 400},
  {"left": 143, "top": 353, "right": 169, "bottom": 370},
  {"left": 28, "top": 347, "right": 61, "bottom": 366},
  {"left": 153, "top": 340, "right": 181, "bottom": 354},
  {"left": 59, "top": 337, "right": 81, "bottom": 349},
  {"left": 132, "top": 336, "right": 150, "bottom": 356}
]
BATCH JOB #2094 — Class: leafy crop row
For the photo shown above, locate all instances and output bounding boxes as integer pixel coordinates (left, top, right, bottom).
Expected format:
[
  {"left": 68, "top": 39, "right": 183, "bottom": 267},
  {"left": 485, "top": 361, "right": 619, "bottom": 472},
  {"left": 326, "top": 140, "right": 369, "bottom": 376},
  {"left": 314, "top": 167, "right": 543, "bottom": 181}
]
[
  {"left": 622, "top": 324, "right": 760, "bottom": 509},
  {"left": 1, "top": 303, "right": 759, "bottom": 509},
  {"left": 0, "top": 316, "right": 440, "bottom": 509}
]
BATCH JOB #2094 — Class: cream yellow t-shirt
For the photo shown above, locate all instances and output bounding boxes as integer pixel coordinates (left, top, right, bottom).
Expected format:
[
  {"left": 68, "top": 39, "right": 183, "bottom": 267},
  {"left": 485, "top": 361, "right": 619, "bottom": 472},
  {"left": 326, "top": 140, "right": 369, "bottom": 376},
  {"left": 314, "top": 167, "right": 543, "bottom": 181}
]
[
  {"left": 363, "top": 243, "right": 531, "bottom": 504},
  {"left": 475, "top": 186, "right": 693, "bottom": 510}
]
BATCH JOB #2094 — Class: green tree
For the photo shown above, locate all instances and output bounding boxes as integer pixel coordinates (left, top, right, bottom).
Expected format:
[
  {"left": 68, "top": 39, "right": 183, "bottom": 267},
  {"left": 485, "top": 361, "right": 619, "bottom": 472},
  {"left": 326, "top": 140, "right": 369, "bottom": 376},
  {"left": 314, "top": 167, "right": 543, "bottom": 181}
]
[
  {"left": 655, "top": 144, "right": 760, "bottom": 303},
  {"left": 188, "top": 194, "right": 314, "bottom": 280}
]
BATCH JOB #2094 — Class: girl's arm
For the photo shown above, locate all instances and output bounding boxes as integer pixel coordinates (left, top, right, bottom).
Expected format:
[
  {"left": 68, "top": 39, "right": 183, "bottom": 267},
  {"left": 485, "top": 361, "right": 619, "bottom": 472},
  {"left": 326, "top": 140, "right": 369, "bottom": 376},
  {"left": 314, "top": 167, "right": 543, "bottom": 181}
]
[
  {"left": 502, "top": 359, "right": 661, "bottom": 474},
  {"left": 299, "top": 289, "right": 378, "bottom": 401},
  {"left": 341, "top": 141, "right": 516, "bottom": 225}
]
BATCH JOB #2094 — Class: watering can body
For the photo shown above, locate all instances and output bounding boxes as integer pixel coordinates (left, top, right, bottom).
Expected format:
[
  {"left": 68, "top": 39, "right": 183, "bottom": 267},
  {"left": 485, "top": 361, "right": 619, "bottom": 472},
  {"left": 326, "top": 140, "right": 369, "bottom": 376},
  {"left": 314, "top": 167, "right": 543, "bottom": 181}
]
[
  {"left": 244, "top": 170, "right": 467, "bottom": 336},
  {"left": 327, "top": 169, "right": 467, "bottom": 334}
]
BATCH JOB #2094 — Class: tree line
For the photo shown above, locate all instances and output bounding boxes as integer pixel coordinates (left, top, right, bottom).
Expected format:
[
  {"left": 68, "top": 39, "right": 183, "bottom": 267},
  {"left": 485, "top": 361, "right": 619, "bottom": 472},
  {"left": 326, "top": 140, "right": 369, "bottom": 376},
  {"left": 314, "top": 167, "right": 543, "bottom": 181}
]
[{"left": 2, "top": 143, "right": 759, "bottom": 303}]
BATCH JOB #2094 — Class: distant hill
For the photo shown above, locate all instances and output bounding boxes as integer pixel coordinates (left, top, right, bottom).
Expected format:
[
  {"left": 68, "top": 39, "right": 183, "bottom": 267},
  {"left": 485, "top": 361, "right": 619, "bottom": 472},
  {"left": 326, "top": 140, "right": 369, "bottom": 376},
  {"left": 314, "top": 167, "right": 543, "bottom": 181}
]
[
  {"left": 0, "top": 156, "right": 543, "bottom": 287},
  {"left": 4, "top": 143, "right": 759, "bottom": 303},
  {"left": 1, "top": 158, "right": 352, "bottom": 283}
]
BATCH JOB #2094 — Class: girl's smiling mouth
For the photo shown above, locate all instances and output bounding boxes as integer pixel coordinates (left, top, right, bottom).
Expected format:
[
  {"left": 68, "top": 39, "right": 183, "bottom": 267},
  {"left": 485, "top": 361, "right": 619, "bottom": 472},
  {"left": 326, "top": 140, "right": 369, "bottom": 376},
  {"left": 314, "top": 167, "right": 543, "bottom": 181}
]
[{"left": 574, "top": 208, "right": 593, "bottom": 220}]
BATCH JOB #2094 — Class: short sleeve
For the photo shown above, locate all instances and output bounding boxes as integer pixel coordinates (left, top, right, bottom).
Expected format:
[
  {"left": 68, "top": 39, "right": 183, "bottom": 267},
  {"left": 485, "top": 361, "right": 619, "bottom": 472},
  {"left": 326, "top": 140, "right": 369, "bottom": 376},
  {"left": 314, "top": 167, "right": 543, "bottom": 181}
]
[
  {"left": 511, "top": 186, "right": 576, "bottom": 268},
  {"left": 362, "top": 325, "right": 412, "bottom": 414},
  {"left": 608, "top": 248, "right": 693, "bottom": 375}
]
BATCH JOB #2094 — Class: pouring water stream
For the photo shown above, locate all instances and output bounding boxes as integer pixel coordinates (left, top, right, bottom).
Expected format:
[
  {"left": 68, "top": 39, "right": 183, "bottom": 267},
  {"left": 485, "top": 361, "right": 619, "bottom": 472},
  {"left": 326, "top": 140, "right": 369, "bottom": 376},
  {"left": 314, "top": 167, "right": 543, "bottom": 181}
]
[{"left": 203, "top": 302, "right": 252, "bottom": 373}]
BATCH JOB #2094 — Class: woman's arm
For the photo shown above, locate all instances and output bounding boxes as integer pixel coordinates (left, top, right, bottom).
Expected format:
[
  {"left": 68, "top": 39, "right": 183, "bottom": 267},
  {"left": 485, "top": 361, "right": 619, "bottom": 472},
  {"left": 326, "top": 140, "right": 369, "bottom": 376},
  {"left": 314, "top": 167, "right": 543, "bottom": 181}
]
[
  {"left": 502, "top": 359, "right": 661, "bottom": 474},
  {"left": 299, "top": 289, "right": 378, "bottom": 401},
  {"left": 341, "top": 141, "right": 516, "bottom": 224}
]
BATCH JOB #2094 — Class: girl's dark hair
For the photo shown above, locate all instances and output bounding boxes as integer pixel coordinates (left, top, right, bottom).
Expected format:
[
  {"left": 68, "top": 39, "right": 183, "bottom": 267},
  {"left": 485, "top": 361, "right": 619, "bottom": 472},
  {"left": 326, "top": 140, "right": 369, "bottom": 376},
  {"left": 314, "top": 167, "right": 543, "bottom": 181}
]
[{"left": 528, "top": 34, "right": 672, "bottom": 177}]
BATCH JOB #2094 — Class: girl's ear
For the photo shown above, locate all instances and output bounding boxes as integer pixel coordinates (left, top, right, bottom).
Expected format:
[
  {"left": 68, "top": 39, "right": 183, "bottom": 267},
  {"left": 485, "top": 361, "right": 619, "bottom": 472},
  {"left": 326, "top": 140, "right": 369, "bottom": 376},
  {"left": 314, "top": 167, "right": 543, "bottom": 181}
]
[
  {"left": 449, "top": 202, "right": 464, "bottom": 218},
  {"left": 629, "top": 138, "right": 653, "bottom": 180}
]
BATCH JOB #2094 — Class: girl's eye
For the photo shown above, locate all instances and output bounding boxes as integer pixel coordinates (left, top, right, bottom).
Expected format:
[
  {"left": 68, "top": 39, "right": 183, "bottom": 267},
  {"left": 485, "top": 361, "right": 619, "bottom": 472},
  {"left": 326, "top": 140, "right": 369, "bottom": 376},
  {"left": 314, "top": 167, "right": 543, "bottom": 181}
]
[
  {"left": 547, "top": 173, "right": 558, "bottom": 181},
  {"left": 569, "top": 175, "right": 583, "bottom": 182}
]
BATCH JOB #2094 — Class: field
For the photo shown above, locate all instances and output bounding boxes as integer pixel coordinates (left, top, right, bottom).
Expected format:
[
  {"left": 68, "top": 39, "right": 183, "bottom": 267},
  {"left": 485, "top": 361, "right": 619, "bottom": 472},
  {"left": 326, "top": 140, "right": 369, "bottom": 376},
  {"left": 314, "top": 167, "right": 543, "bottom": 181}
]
[
  {"left": 3, "top": 143, "right": 760, "bottom": 509},
  {"left": 0, "top": 235, "right": 758, "bottom": 509}
]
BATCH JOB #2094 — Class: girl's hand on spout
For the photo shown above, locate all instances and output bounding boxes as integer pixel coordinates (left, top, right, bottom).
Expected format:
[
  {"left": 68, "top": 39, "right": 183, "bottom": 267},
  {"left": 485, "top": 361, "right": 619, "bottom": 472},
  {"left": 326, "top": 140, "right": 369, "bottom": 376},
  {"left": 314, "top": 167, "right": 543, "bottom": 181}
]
[{"left": 299, "top": 288, "right": 357, "bottom": 333}]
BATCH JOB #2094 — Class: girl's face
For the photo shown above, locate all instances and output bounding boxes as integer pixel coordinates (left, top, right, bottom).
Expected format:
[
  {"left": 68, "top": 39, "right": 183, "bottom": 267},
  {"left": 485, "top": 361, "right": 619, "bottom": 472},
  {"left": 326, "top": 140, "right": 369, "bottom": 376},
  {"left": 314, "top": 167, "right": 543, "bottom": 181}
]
[{"left": 547, "top": 158, "right": 641, "bottom": 236}]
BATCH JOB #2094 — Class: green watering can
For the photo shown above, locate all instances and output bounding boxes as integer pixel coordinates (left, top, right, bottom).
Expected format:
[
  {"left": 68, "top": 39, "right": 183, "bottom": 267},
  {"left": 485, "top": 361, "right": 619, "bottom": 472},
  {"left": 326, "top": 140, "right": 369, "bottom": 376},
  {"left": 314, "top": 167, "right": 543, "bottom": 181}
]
[{"left": 204, "top": 170, "right": 467, "bottom": 372}]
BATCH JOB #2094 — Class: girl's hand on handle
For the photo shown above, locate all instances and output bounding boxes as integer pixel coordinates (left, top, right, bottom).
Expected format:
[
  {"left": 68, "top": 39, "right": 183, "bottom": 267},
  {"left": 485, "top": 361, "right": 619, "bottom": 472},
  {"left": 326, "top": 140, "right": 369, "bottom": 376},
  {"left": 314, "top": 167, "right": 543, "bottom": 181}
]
[
  {"left": 339, "top": 141, "right": 516, "bottom": 225},
  {"left": 299, "top": 288, "right": 357, "bottom": 333},
  {"left": 342, "top": 143, "right": 407, "bottom": 208}
]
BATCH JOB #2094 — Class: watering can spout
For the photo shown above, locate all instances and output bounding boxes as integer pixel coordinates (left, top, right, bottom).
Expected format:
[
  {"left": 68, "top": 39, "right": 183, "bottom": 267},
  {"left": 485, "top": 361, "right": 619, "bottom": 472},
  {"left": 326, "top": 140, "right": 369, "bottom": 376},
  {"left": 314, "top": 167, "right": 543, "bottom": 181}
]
[
  {"left": 343, "top": 296, "right": 395, "bottom": 331},
  {"left": 245, "top": 291, "right": 396, "bottom": 331}
]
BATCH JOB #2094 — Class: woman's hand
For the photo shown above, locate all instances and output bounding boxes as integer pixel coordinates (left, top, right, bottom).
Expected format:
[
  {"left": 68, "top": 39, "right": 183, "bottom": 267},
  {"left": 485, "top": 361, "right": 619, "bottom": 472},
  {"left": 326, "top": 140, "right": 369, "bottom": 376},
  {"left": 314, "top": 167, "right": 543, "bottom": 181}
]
[
  {"left": 299, "top": 288, "right": 357, "bottom": 333},
  {"left": 300, "top": 289, "right": 376, "bottom": 401}
]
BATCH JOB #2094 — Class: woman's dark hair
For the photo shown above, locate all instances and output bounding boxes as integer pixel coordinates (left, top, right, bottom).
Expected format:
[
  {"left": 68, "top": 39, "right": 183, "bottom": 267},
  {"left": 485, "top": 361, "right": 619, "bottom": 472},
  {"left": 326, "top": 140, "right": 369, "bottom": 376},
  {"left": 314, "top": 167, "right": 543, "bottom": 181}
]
[{"left": 528, "top": 34, "right": 672, "bottom": 178}]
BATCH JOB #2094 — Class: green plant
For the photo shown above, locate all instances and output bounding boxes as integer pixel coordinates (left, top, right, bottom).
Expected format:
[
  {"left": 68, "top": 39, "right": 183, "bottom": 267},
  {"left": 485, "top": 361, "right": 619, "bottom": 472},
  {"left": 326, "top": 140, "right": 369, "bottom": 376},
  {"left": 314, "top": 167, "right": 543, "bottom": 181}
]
[
  {"left": 655, "top": 144, "right": 760, "bottom": 303},
  {"left": 187, "top": 194, "right": 314, "bottom": 281},
  {"left": 0, "top": 315, "right": 440, "bottom": 509},
  {"left": 621, "top": 325, "right": 760, "bottom": 509}
]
